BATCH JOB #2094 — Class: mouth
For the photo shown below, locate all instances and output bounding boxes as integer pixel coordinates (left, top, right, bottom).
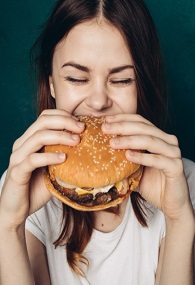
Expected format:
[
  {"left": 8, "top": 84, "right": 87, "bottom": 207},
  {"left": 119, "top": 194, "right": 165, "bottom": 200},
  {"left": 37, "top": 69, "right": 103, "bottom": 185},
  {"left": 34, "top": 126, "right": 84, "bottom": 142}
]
[{"left": 73, "top": 112, "right": 117, "bottom": 118}]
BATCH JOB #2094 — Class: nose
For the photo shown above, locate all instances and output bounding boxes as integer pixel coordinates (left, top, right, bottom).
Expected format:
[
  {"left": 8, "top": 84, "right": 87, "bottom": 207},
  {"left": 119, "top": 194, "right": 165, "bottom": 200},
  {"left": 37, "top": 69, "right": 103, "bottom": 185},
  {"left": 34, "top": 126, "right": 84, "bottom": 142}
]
[{"left": 85, "top": 82, "right": 112, "bottom": 111}]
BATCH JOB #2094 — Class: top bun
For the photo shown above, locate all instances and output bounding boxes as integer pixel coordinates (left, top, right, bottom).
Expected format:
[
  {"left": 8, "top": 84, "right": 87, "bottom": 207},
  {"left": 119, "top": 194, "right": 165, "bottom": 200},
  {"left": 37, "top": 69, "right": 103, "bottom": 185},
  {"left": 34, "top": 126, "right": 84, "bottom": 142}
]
[{"left": 44, "top": 116, "right": 141, "bottom": 188}]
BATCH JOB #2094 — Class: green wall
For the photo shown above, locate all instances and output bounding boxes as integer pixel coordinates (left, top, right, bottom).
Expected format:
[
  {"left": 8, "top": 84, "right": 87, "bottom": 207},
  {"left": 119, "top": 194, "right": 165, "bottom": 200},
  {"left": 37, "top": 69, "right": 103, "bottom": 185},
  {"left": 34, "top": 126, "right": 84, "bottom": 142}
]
[{"left": 0, "top": 0, "right": 195, "bottom": 176}]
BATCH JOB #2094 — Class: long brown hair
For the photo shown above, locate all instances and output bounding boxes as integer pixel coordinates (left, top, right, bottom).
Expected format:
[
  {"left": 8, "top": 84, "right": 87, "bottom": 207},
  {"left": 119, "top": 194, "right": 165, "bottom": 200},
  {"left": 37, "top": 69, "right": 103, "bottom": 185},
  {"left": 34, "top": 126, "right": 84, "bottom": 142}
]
[{"left": 31, "top": 0, "right": 167, "bottom": 276}]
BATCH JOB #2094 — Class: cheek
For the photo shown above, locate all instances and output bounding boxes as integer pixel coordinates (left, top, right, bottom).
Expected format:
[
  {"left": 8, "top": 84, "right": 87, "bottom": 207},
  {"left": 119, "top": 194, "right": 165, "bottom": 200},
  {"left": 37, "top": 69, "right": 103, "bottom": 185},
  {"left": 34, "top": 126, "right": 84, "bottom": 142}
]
[
  {"left": 55, "top": 95, "right": 84, "bottom": 113},
  {"left": 54, "top": 85, "right": 85, "bottom": 112},
  {"left": 50, "top": 71, "right": 88, "bottom": 113},
  {"left": 113, "top": 88, "right": 137, "bottom": 114}
]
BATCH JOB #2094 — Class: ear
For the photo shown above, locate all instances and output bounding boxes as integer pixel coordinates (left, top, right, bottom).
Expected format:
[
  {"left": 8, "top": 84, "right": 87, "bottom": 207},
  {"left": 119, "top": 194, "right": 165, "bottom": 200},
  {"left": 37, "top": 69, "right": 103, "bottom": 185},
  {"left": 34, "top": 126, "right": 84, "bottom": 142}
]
[{"left": 49, "top": 76, "right": 55, "bottom": 99}]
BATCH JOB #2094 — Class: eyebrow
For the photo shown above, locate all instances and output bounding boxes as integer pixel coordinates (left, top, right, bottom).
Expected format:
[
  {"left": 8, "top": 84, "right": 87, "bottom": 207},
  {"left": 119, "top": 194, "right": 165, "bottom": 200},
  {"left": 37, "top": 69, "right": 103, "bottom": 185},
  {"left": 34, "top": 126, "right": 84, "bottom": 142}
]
[
  {"left": 61, "top": 62, "right": 90, "bottom": 72},
  {"left": 109, "top": 64, "right": 134, "bottom": 74},
  {"left": 61, "top": 62, "right": 134, "bottom": 74}
]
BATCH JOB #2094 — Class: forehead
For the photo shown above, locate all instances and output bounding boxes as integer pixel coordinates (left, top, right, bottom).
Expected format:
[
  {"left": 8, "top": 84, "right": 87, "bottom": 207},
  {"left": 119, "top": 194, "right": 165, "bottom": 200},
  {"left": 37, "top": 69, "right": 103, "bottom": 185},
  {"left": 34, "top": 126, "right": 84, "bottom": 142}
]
[{"left": 53, "top": 19, "right": 134, "bottom": 66}]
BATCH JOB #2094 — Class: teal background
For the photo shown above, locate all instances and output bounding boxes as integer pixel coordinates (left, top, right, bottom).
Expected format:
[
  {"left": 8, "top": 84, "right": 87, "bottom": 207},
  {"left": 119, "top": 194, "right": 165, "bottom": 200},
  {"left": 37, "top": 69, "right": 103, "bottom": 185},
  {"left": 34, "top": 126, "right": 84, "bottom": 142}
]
[{"left": 0, "top": 0, "right": 195, "bottom": 176}]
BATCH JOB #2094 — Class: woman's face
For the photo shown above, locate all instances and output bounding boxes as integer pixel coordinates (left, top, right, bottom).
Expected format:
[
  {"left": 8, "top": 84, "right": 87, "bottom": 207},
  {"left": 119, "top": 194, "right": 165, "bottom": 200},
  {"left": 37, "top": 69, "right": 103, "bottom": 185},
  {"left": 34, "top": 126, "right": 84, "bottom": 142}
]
[{"left": 49, "top": 19, "right": 137, "bottom": 117}]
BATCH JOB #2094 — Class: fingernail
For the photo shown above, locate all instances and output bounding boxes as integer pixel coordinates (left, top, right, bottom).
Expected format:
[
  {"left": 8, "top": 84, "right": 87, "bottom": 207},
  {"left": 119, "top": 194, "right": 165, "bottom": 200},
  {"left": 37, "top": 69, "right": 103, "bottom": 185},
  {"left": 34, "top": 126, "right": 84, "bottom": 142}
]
[
  {"left": 104, "top": 123, "right": 111, "bottom": 130},
  {"left": 57, "top": 152, "right": 66, "bottom": 160},
  {"left": 71, "top": 134, "right": 79, "bottom": 140},
  {"left": 111, "top": 137, "right": 120, "bottom": 144},
  {"left": 126, "top": 150, "right": 134, "bottom": 157},
  {"left": 77, "top": 122, "right": 84, "bottom": 128}
]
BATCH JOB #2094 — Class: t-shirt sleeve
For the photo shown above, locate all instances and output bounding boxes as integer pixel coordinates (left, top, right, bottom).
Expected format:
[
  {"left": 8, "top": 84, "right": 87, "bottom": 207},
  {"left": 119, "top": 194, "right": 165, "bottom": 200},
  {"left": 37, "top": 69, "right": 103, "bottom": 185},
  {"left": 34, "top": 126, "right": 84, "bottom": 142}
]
[
  {"left": 26, "top": 197, "right": 62, "bottom": 246},
  {"left": 25, "top": 210, "right": 46, "bottom": 246},
  {"left": 183, "top": 158, "right": 195, "bottom": 209},
  {"left": 0, "top": 170, "right": 7, "bottom": 192}
]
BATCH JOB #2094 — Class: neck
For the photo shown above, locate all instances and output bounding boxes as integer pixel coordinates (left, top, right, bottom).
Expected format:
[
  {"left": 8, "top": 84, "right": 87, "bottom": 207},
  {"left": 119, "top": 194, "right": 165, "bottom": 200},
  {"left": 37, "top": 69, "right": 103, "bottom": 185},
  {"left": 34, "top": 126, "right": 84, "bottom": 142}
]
[{"left": 94, "top": 198, "right": 128, "bottom": 233}]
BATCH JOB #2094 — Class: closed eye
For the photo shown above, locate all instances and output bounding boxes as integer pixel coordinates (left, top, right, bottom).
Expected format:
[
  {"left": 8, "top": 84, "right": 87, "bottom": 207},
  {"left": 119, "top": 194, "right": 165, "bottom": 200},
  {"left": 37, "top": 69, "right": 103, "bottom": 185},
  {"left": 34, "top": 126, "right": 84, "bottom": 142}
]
[
  {"left": 109, "top": 78, "right": 135, "bottom": 86},
  {"left": 64, "top": 76, "right": 89, "bottom": 84}
]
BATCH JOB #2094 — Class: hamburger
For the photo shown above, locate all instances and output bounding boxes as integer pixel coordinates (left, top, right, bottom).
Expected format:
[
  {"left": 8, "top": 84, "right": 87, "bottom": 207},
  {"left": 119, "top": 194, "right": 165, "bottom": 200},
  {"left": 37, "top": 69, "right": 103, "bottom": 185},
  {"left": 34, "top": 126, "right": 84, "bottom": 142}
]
[{"left": 44, "top": 116, "right": 143, "bottom": 211}]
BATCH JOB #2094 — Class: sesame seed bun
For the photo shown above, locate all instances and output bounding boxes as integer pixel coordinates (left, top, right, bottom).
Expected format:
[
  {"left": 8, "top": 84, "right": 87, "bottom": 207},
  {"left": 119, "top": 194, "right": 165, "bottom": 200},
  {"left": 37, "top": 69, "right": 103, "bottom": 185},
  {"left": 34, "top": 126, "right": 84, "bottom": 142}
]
[{"left": 44, "top": 116, "right": 143, "bottom": 211}]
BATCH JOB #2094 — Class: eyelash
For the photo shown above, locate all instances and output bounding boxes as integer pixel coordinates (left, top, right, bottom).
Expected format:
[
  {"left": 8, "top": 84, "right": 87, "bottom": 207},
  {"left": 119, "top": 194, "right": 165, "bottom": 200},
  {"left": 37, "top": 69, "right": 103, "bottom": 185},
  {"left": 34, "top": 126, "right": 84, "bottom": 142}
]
[
  {"left": 64, "top": 77, "right": 89, "bottom": 84},
  {"left": 64, "top": 77, "right": 135, "bottom": 86},
  {"left": 110, "top": 78, "right": 135, "bottom": 85}
]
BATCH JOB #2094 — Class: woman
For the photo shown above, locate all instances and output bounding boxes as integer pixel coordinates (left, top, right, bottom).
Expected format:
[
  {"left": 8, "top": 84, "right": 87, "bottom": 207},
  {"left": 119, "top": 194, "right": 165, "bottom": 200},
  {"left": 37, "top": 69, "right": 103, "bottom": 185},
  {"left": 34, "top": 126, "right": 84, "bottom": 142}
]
[{"left": 0, "top": 0, "right": 194, "bottom": 284}]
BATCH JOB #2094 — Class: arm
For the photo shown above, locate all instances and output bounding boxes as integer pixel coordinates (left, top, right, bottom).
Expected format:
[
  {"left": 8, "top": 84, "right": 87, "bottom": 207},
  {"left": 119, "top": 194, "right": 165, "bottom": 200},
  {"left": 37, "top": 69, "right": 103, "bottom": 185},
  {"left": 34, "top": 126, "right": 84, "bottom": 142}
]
[
  {"left": 155, "top": 214, "right": 194, "bottom": 285},
  {"left": 26, "top": 230, "right": 51, "bottom": 285},
  {"left": 0, "top": 226, "right": 35, "bottom": 285},
  {"left": 0, "top": 228, "right": 51, "bottom": 285},
  {"left": 159, "top": 215, "right": 194, "bottom": 285},
  {"left": 0, "top": 110, "right": 84, "bottom": 284},
  {"left": 102, "top": 114, "right": 195, "bottom": 285}
]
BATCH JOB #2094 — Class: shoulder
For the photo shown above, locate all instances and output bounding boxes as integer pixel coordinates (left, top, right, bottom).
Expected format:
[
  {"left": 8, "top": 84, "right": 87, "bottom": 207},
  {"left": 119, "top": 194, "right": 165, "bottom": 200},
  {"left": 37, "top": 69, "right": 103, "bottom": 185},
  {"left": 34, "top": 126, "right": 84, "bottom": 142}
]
[
  {"left": 183, "top": 158, "right": 195, "bottom": 208},
  {"left": 183, "top": 157, "right": 195, "bottom": 177},
  {"left": 26, "top": 197, "right": 63, "bottom": 244}
]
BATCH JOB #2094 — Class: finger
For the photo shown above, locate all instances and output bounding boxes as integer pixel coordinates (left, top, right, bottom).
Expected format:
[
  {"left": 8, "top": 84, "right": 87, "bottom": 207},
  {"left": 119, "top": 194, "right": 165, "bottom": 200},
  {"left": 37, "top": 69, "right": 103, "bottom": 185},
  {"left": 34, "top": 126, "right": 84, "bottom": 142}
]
[
  {"left": 13, "top": 113, "right": 85, "bottom": 151},
  {"left": 11, "top": 129, "right": 80, "bottom": 166},
  {"left": 10, "top": 152, "right": 66, "bottom": 185},
  {"left": 125, "top": 150, "right": 183, "bottom": 178},
  {"left": 102, "top": 120, "right": 178, "bottom": 147},
  {"left": 36, "top": 114, "right": 85, "bottom": 133},
  {"left": 39, "top": 109, "right": 81, "bottom": 121},
  {"left": 109, "top": 135, "right": 181, "bottom": 159},
  {"left": 105, "top": 114, "right": 154, "bottom": 126},
  {"left": 39, "top": 109, "right": 72, "bottom": 117}
]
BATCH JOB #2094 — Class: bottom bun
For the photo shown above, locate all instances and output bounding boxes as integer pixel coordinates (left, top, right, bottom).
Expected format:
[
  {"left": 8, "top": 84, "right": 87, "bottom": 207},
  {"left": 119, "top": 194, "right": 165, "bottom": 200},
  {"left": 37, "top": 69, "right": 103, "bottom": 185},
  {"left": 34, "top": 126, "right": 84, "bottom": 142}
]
[{"left": 44, "top": 167, "right": 143, "bottom": 211}]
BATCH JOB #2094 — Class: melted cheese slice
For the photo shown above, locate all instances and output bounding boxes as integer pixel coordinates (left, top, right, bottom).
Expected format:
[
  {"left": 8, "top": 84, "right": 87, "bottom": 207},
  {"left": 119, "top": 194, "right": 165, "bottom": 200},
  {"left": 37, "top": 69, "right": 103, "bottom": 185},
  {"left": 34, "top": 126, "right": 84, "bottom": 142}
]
[
  {"left": 76, "top": 184, "right": 114, "bottom": 197},
  {"left": 115, "top": 179, "right": 129, "bottom": 195},
  {"left": 56, "top": 177, "right": 129, "bottom": 197}
]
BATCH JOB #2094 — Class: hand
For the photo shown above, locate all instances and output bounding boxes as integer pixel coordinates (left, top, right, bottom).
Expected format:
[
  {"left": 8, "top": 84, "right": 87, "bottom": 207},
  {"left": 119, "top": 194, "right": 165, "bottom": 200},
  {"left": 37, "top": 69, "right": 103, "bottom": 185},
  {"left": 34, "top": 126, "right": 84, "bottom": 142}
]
[
  {"left": 0, "top": 109, "right": 85, "bottom": 229},
  {"left": 102, "top": 114, "right": 193, "bottom": 222}
]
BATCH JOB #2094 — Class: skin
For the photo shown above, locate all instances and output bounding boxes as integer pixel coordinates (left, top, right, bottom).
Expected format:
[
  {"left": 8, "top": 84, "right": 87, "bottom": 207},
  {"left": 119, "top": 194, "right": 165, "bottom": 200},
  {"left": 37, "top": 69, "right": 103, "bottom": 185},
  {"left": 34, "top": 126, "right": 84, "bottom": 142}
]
[{"left": 0, "top": 18, "right": 194, "bottom": 285}]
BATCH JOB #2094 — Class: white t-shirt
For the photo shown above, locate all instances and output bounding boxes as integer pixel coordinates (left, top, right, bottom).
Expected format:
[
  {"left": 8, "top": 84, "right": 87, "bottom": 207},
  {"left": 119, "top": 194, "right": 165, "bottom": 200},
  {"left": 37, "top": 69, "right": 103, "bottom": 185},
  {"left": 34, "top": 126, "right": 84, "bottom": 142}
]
[{"left": 0, "top": 158, "right": 195, "bottom": 285}]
